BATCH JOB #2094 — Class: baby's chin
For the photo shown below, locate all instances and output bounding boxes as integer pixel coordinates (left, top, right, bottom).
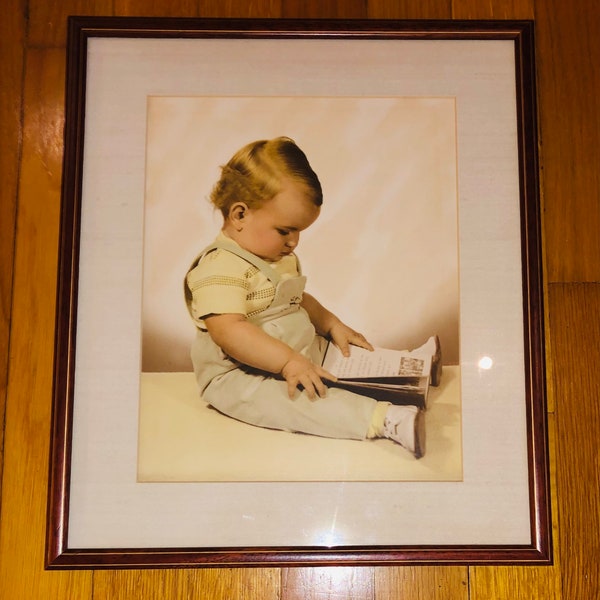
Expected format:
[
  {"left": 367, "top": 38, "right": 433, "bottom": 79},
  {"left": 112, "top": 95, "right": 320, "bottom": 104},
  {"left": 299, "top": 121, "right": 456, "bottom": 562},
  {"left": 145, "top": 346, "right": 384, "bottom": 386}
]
[{"left": 261, "top": 250, "right": 293, "bottom": 262}]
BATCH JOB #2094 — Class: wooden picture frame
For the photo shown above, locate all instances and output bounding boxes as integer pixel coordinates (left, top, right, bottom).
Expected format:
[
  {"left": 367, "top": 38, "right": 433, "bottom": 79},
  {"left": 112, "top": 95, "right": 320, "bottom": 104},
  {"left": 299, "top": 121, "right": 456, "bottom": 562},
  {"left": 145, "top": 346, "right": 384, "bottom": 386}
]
[{"left": 47, "top": 17, "right": 550, "bottom": 568}]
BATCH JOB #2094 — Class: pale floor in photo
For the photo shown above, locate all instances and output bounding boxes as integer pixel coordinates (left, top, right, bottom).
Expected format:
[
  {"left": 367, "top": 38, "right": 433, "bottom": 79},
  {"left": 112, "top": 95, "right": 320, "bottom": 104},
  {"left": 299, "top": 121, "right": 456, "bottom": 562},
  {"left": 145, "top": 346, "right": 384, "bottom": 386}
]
[{"left": 138, "top": 366, "right": 462, "bottom": 482}]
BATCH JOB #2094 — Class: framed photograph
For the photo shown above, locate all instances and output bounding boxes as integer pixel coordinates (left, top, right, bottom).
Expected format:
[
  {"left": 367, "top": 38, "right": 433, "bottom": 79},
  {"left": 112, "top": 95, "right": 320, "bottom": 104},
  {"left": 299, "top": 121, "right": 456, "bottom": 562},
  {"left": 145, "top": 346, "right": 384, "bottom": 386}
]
[{"left": 47, "top": 17, "right": 551, "bottom": 567}]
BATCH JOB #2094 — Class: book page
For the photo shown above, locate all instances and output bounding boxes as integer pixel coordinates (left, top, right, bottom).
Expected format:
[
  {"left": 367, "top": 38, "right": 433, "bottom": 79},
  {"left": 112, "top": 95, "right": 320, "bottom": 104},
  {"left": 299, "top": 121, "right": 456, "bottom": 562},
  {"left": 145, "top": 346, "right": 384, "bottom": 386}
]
[{"left": 322, "top": 344, "right": 431, "bottom": 379}]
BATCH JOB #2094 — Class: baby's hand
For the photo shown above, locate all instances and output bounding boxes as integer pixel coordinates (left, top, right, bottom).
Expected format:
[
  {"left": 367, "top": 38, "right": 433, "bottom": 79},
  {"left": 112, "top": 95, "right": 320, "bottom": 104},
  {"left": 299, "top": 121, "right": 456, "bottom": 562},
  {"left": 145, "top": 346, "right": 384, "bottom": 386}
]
[
  {"left": 329, "top": 321, "right": 374, "bottom": 357},
  {"left": 280, "top": 353, "right": 337, "bottom": 400}
]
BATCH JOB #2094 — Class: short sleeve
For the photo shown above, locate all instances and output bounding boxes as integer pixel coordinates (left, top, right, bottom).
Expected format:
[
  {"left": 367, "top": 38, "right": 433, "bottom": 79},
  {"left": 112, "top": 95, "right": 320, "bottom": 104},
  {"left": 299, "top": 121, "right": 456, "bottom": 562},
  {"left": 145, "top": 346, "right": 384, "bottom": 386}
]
[{"left": 186, "top": 249, "right": 253, "bottom": 322}]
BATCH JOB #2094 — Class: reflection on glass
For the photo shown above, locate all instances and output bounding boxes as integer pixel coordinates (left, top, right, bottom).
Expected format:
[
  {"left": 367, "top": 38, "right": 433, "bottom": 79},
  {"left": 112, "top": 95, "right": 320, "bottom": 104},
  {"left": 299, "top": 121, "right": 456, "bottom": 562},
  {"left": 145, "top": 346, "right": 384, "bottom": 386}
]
[{"left": 478, "top": 356, "right": 493, "bottom": 370}]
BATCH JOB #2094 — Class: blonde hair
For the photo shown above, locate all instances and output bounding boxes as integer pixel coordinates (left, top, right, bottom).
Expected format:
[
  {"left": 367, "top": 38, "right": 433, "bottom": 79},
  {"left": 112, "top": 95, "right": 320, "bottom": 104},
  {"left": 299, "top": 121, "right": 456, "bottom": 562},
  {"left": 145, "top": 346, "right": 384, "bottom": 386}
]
[{"left": 210, "top": 137, "right": 323, "bottom": 217}]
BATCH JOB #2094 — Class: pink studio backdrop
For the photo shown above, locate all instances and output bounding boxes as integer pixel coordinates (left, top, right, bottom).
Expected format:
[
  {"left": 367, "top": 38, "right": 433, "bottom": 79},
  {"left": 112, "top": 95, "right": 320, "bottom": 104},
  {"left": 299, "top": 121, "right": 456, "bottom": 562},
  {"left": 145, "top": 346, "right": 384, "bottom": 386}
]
[{"left": 142, "top": 96, "right": 459, "bottom": 372}]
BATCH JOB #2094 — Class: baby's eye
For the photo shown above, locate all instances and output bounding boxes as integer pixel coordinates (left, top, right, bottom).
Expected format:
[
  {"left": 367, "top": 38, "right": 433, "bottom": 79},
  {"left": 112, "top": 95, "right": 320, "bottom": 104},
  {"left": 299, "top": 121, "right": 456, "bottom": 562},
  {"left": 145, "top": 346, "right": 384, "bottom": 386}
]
[{"left": 276, "top": 228, "right": 289, "bottom": 236}]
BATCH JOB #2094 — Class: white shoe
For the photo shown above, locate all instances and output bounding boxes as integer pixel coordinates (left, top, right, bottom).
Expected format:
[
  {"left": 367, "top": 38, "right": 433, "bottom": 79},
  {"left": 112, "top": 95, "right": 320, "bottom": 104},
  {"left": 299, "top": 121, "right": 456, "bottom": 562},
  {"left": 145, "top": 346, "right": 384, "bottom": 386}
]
[{"left": 383, "top": 405, "right": 426, "bottom": 459}]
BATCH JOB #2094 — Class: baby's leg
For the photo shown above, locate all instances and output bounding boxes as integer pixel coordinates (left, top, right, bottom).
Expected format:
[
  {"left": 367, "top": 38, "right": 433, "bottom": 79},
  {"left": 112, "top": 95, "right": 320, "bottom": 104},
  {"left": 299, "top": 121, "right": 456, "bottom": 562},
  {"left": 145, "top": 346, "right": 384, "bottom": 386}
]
[{"left": 203, "top": 370, "right": 378, "bottom": 441}]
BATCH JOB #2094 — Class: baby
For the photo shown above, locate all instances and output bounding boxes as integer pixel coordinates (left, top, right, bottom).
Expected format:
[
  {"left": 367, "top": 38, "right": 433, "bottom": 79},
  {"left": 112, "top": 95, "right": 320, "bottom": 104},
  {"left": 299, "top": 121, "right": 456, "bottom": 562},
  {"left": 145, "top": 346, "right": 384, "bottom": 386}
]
[{"left": 185, "top": 137, "right": 440, "bottom": 458}]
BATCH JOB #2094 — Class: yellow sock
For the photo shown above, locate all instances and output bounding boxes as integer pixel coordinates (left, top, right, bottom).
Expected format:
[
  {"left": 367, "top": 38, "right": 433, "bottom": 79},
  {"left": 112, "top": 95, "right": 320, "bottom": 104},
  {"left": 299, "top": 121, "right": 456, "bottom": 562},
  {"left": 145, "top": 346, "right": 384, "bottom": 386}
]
[{"left": 367, "top": 402, "right": 391, "bottom": 438}]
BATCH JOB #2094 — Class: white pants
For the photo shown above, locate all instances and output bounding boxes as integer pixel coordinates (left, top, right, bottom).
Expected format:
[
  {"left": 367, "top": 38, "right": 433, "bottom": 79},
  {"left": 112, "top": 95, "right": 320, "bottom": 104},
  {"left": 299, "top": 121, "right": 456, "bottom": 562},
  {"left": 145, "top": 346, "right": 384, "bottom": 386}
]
[{"left": 191, "top": 310, "right": 377, "bottom": 440}]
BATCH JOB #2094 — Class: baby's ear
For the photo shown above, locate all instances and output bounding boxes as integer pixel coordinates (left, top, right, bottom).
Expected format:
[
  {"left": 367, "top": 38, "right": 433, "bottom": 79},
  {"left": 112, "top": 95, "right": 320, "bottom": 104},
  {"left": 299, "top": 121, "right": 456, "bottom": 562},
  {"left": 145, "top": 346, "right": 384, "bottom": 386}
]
[{"left": 228, "top": 202, "right": 248, "bottom": 230}]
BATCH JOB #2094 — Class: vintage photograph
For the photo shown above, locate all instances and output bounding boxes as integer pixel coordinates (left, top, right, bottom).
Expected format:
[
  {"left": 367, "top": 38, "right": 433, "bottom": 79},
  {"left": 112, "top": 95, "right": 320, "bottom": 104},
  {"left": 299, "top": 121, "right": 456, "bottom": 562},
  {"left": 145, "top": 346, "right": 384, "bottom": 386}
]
[{"left": 138, "top": 96, "right": 462, "bottom": 483}]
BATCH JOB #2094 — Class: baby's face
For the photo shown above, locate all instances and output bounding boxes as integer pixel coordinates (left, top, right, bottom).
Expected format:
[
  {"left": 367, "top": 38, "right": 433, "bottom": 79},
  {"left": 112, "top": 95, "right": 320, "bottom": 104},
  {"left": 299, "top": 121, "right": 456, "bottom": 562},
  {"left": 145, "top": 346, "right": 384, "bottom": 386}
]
[{"left": 237, "top": 181, "right": 320, "bottom": 262}]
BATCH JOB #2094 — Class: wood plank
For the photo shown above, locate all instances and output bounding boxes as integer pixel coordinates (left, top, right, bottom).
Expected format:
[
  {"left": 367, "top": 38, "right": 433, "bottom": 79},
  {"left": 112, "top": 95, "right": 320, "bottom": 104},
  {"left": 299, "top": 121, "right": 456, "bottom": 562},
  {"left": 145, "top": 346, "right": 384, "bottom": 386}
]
[
  {"left": 375, "top": 567, "right": 468, "bottom": 600},
  {"left": 535, "top": 0, "right": 600, "bottom": 282},
  {"left": 549, "top": 283, "right": 600, "bottom": 599},
  {"left": 92, "top": 571, "right": 190, "bottom": 599},
  {"left": 93, "top": 568, "right": 280, "bottom": 600},
  {"left": 0, "top": 47, "right": 92, "bottom": 599},
  {"left": 367, "top": 0, "right": 451, "bottom": 18},
  {"left": 1, "top": 3, "right": 597, "bottom": 600},
  {"left": 0, "top": 0, "right": 25, "bottom": 500},
  {"left": 281, "top": 0, "right": 367, "bottom": 18},
  {"left": 282, "top": 567, "right": 374, "bottom": 600},
  {"left": 115, "top": 0, "right": 199, "bottom": 16},
  {"left": 198, "top": 0, "right": 282, "bottom": 17},
  {"left": 470, "top": 565, "right": 560, "bottom": 600},
  {"left": 27, "top": 0, "right": 113, "bottom": 47},
  {"left": 451, "top": 0, "right": 533, "bottom": 18}
]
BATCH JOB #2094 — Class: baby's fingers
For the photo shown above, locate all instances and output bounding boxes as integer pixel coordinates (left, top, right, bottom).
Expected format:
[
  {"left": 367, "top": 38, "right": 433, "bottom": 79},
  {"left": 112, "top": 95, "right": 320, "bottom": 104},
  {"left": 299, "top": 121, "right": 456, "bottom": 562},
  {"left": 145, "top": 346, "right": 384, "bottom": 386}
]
[
  {"left": 285, "top": 373, "right": 324, "bottom": 400},
  {"left": 351, "top": 333, "right": 374, "bottom": 351},
  {"left": 336, "top": 339, "right": 352, "bottom": 357},
  {"left": 303, "top": 372, "right": 329, "bottom": 400},
  {"left": 315, "top": 365, "right": 337, "bottom": 383},
  {"left": 287, "top": 378, "right": 300, "bottom": 399},
  {"left": 339, "top": 328, "right": 374, "bottom": 352}
]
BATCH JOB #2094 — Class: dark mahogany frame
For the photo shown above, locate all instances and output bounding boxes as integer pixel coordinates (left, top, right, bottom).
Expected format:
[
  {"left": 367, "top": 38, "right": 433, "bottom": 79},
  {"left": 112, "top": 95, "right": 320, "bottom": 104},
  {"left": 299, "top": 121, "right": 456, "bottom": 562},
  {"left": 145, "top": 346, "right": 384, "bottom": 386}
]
[{"left": 47, "top": 17, "right": 551, "bottom": 569}]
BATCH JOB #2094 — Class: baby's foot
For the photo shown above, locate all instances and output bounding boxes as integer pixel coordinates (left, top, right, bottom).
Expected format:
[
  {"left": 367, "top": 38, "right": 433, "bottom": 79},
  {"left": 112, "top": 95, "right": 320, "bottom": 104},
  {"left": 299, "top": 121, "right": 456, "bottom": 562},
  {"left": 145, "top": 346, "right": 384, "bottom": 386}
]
[{"left": 383, "top": 405, "right": 426, "bottom": 459}]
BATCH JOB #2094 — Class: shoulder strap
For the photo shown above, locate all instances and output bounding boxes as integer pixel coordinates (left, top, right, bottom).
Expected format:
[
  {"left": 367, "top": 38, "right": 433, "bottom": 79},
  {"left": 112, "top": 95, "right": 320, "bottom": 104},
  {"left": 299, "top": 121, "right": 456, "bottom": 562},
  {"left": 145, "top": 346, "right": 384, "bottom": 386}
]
[{"left": 192, "top": 240, "right": 283, "bottom": 285}]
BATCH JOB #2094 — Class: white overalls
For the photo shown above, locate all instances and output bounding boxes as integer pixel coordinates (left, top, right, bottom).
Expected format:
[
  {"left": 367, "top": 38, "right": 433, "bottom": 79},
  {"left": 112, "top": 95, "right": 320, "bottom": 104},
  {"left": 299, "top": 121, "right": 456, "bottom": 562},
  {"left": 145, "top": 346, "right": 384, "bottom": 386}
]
[{"left": 186, "top": 240, "right": 378, "bottom": 440}]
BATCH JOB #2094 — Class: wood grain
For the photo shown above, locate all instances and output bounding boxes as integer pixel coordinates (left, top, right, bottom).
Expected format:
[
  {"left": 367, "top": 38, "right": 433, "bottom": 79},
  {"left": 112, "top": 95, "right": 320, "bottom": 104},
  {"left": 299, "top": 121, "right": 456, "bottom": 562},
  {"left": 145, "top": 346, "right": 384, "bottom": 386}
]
[
  {"left": 367, "top": 0, "right": 451, "bottom": 18},
  {"left": 535, "top": 0, "right": 600, "bottom": 283},
  {"left": 281, "top": 0, "right": 367, "bottom": 18},
  {"left": 1, "top": 1, "right": 599, "bottom": 599},
  {"left": 375, "top": 567, "right": 468, "bottom": 600},
  {"left": 451, "top": 0, "right": 534, "bottom": 18},
  {"left": 550, "top": 284, "right": 600, "bottom": 599},
  {"left": 93, "top": 568, "right": 280, "bottom": 599},
  {"left": 282, "top": 567, "right": 374, "bottom": 599},
  {"left": 115, "top": 0, "right": 199, "bottom": 17},
  {"left": 27, "top": 0, "right": 114, "bottom": 47},
  {"left": 0, "top": 0, "right": 25, "bottom": 499},
  {"left": 198, "top": 0, "right": 282, "bottom": 18},
  {"left": 0, "top": 47, "right": 92, "bottom": 599},
  {"left": 470, "top": 566, "right": 560, "bottom": 600}
]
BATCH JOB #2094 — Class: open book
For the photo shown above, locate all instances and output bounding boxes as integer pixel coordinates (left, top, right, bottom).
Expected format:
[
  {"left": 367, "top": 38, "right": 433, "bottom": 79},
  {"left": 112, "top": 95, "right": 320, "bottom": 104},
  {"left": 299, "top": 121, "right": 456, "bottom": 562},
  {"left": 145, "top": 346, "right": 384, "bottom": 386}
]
[{"left": 320, "top": 342, "right": 432, "bottom": 408}]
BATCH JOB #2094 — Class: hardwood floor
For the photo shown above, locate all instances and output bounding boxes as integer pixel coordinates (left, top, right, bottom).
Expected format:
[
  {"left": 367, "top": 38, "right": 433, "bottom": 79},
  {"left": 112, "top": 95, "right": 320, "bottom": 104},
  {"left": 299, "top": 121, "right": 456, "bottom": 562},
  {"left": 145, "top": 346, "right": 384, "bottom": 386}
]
[{"left": 0, "top": 1, "right": 597, "bottom": 598}]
